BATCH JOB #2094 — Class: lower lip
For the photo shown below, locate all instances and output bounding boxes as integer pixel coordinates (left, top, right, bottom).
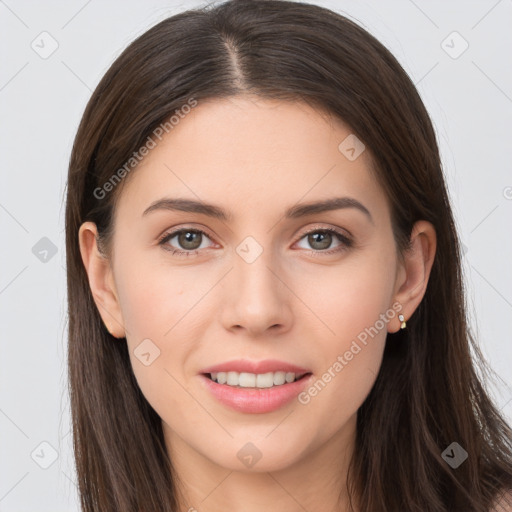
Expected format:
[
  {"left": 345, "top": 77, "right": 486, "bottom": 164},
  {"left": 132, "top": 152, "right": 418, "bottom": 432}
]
[{"left": 199, "top": 373, "right": 313, "bottom": 414}]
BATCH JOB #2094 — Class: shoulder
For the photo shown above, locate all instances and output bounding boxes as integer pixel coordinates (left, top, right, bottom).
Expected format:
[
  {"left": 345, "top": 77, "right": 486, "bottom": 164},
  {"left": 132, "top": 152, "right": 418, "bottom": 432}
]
[{"left": 490, "top": 489, "right": 512, "bottom": 512}]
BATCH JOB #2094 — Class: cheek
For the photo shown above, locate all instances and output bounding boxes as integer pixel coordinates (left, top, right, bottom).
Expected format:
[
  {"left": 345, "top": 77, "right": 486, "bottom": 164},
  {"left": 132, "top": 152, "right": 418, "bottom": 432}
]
[
  {"left": 113, "top": 254, "right": 224, "bottom": 402},
  {"left": 115, "top": 254, "right": 191, "bottom": 339},
  {"left": 297, "top": 245, "right": 396, "bottom": 344},
  {"left": 295, "top": 247, "right": 395, "bottom": 423},
  {"left": 114, "top": 268, "right": 200, "bottom": 427},
  {"left": 111, "top": 255, "right": 188, "bottom": 393}
]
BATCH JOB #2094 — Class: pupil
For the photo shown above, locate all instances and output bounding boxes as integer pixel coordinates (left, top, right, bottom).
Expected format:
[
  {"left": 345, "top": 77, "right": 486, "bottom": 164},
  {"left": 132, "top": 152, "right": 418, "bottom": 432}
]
[
  {"left": 180, "top": 231, "right": 201, "bottom": 249},
  {"left": 310, "top": 231, "right": 331, "bottom": 250}
]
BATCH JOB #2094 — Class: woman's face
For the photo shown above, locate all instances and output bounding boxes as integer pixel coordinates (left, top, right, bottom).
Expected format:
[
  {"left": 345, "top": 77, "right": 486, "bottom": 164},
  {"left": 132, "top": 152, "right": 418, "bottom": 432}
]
[{"left": 82, "top": 95, "right": 429, "bottom": 475}]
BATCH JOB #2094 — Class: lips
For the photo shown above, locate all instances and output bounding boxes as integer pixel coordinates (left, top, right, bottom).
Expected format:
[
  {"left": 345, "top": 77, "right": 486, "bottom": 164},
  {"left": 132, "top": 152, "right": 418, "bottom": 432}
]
[
  {"left": 200, "top": 359, "right": 311, "bottom": 376},
  {"left": 199, "top": 372, "right": 314, "bottom": 413}
]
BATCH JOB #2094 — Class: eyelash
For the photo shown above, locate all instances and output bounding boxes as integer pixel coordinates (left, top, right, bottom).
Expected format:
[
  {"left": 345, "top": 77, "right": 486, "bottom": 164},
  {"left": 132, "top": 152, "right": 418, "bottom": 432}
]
[{"left": 157, "top": 226, "right": 353, "bottom": 257}]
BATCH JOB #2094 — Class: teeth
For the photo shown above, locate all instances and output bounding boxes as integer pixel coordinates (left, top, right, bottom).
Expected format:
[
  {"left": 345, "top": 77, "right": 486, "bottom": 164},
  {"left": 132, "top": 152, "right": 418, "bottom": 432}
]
[{"left": 209, "top": 371, "right": 304, "bottom": 388}]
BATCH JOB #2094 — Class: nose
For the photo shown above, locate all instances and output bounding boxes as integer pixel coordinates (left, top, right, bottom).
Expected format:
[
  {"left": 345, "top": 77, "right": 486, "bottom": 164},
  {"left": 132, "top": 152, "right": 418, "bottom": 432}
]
[{"left": 219, "top": 246, "right": 293, "bottom": 337}]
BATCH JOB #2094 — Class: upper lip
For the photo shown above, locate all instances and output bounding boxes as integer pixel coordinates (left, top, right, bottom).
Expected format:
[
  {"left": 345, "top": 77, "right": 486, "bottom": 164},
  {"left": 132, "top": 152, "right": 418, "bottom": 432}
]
[{"left": 200, "top": 359, "right": 311, "bottom": 376}]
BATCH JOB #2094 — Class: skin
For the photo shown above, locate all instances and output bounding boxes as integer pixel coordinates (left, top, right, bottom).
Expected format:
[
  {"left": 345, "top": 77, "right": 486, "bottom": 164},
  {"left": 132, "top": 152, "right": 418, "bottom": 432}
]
[{"left": 79, "top": 95, "right": 436, "bottom": 512}]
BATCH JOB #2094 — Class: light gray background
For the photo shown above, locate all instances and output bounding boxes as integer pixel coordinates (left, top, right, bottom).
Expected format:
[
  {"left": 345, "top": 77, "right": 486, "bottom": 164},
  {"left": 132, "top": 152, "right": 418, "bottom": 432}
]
[{"left": 1, "top": 0, "right": 511, "bottom": 510}]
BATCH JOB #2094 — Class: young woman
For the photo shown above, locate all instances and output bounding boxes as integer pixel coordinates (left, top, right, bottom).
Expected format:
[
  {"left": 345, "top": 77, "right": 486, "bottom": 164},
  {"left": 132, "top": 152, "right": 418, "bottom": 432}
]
[{"left": 65, "top": 0, "right": 512, "bottom": 510}]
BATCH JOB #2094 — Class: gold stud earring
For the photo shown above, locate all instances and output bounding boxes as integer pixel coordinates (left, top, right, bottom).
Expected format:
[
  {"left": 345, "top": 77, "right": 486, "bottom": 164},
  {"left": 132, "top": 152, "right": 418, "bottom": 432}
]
[{"left": 398, "top": 314, "right": 407, "bottom": 329}]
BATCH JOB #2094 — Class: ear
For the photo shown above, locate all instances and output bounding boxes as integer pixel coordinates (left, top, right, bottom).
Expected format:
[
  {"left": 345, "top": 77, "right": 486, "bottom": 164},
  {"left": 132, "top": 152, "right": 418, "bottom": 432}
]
[
  {"left": 388, "top": 220, "right": 437, "bottom": 333},
  {"left": 78, "top": 221, "right": 126, "bottom": 338}
]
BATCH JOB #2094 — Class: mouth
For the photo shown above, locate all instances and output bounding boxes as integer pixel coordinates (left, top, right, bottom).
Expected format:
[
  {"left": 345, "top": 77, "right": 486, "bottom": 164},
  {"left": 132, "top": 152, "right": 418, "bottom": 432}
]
[
  {"left": 199, "top": 371, "right": 314, "bottom": 414},
  {"left": 202, "top": 371, "right": 312, "bottom": 389}
]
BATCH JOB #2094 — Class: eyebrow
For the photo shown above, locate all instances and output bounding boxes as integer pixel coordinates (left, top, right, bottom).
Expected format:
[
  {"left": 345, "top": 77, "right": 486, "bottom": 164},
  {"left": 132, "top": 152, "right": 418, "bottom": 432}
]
[{"left": 142, "top": 196, "right": 373, "bottom": 224}]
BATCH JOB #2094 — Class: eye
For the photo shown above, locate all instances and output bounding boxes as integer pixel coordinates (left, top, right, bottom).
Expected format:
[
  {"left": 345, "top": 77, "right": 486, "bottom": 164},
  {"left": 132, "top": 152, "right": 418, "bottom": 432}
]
[
  {"left": 294, "top": 227, "right": 352, "bottom": 255},
  {"left": 158, "top": 225, "right": 353, "bottom": 257},
  {"left": 158, "top": 228, "right": 214, "bottom": 256}
]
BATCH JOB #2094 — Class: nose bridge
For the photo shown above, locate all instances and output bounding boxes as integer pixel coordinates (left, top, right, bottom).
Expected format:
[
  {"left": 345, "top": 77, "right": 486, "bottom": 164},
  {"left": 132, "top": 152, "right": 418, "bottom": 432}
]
[{"left": 220, "top": 233, "right": 292, "bottom": 334}]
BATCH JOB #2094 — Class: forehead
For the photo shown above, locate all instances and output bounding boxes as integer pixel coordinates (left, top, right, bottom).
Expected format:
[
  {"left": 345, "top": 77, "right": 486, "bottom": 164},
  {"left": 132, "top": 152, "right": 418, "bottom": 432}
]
[{"left": 114, "top": 95, "right": 388, "bottom": 224}]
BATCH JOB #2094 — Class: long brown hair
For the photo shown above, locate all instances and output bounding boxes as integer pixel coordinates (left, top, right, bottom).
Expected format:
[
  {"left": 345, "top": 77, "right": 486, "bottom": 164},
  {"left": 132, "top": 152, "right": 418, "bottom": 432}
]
[{"left": 65, "top": 0, "right": 512, "bottom": 510}]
